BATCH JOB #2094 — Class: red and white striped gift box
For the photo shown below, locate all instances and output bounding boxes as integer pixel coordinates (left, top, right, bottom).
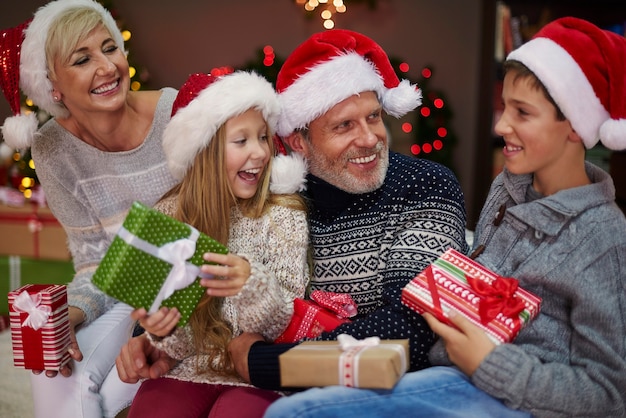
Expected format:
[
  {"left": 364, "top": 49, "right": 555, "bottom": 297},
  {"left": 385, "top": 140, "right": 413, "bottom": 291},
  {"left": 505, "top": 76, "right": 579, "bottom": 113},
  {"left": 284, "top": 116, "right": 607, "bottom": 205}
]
[
  {"left": 8, "top": 284, "right": 71, "bottom": 370},
  {"left": 402, "top": 248, "right": 541, "bottom": 344}
]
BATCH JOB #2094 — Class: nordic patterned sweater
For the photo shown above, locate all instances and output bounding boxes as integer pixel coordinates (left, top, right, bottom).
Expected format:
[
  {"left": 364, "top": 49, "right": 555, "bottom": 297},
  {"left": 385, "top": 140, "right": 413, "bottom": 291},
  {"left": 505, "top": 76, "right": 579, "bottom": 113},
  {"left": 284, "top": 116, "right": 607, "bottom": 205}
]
[
  {"left": 147, "top": 196, "right": 310, "bottom": 386},
  {"left": 30, "top": 88, "right": 179, "bottom": 325},
  {"left": 248, "top": 152, "right": 469, "bottom": 390}
]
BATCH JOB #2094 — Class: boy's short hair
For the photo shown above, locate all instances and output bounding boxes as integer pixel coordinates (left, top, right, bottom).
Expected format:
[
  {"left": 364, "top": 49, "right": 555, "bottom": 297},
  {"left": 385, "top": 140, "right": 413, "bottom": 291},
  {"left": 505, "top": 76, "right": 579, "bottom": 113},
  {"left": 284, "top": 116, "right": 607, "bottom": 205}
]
[{"left": 503, "top": 60, "right": 566, "bottom": 122}]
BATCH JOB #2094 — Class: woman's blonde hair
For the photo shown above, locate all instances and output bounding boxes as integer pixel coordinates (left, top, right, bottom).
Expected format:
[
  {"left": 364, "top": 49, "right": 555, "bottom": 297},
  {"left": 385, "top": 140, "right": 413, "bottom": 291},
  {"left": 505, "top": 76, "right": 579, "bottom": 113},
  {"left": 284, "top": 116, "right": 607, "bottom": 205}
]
[
  {"left": 45, "top": 7, "right": 124, "bottom": 81},
  {"left": 162, "top": 116, "right": 306, "bottom": 377}
]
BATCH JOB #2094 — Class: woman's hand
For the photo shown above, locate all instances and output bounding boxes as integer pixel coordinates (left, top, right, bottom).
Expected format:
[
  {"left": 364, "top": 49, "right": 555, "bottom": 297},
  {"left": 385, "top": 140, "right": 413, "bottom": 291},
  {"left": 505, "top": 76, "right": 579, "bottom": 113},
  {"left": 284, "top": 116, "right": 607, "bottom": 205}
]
[
  {"left": 32, "top": 306, "right": 86, "bottom": 378},
  {"left": 424, "top": 310, "right": 496, "bottom": 376},
  {"left": 132, "top": 307, "right": 179, "bottom": 337},
  {"left": 199, "top": 252, "right": 251, "bottom": 297}
]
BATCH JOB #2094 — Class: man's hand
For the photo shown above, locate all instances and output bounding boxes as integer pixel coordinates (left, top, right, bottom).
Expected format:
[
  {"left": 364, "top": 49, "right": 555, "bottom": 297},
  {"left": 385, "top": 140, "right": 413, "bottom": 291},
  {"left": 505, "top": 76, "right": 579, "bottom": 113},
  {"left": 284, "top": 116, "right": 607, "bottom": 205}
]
[
  {"left": 228, "top": 332, "right": 265, "bottom": 383},
  {"left": 424, "top": 311, "right": 496, "bottom": 376},
  {"left": 32, "top": 306, "right": 85, "bottom": 378},
  {"left": 115, "top": 333, "right": 177, "bottom": 383}
]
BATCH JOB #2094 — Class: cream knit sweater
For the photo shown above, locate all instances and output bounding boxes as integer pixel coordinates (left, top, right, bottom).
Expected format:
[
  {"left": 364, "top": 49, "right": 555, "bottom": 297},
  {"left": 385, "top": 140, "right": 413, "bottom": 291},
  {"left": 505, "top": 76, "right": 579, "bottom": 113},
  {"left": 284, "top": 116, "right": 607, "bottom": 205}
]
[{"left": 149, "top": 196, "right": 309, "bottom": 386}]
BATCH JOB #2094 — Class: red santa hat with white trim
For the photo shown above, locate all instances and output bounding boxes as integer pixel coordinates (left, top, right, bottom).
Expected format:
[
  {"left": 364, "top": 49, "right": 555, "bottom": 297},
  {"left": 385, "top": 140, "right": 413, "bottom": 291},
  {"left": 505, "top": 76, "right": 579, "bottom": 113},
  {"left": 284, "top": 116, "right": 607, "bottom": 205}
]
[
  {"left": 0, "top": 0, "right": 125, "bottom": 150},
  {"left": 275, "top": 29, "right": 422, "bottom": 137},
  {"left": 163, "top": 71, "right": 307, "bottom": 194},
  {"left": 507, "top": 16, "right": 626, "bottom": 151}
]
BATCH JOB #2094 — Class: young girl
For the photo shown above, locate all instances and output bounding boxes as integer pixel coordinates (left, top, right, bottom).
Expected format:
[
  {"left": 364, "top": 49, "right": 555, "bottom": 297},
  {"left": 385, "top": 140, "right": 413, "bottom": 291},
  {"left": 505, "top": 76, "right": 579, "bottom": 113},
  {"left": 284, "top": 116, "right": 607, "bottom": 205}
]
[{"left": 126, "top": 71, "right": 310, "bottom": 418}]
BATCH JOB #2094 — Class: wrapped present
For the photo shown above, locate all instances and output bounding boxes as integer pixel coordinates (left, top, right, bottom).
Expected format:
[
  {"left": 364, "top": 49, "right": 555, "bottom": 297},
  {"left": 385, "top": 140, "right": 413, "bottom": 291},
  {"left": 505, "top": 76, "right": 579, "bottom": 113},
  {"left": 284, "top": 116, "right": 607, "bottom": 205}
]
[
  {"left": 279, "top": 334, "right": 409, "bottom": 389},
  {"left": 275, "top": 290, "right": 357, "bottom": 343},
  {"left": 1, "top": 256, "right": 74, "bottom": 315},
  {"left": 93, "top": 201, "right": 228, "bottom": 326},
  {"left": 0, "top": 202, "right": 71, "bottom": 260},
  {"left": 401, "top": 248, "right": 541, "bottom": 344},
  {"left": 8, "top": 284, "right": 71, "bottom": 370}
]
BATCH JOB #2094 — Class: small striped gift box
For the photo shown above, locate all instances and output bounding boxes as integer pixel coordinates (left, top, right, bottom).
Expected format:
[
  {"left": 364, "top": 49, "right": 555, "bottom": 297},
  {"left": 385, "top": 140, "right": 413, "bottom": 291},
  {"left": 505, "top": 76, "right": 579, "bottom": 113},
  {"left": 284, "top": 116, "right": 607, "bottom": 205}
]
[
  {"left": 402, "top": 248, "right": 541, "bottom": 344},
  {"left": 8, "top": 284, "right": 71, "bottom": 370}
]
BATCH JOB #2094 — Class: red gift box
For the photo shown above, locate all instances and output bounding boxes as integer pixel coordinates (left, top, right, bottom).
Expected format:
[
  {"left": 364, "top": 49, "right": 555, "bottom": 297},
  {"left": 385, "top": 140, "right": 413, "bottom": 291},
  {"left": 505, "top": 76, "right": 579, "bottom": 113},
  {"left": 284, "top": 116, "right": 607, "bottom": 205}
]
[
  {"left": 401, "top": 248, "right": 541, "bottom": 344},
  {"left": 8, "top": 284, "right": 71, "bottom": 370},
  {"left": 275, "top": 291, "right": 357, "bottom": 343}
]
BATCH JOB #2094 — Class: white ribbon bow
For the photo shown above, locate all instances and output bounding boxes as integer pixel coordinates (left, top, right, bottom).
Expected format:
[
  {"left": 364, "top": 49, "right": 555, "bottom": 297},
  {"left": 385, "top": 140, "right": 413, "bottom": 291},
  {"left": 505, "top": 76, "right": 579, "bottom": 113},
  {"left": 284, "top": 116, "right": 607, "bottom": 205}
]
[
  {"left": 13, "top": 291, "right": 51, "bottom": 330},
  {"left": 338, "top": 334, "right": 381, "bottom": 350},
  {"left": 117, "top": 226, "right": 201, "bottom": 314},
  {"left": 336, "top": 334, "right": 407, "bottom": 388}
]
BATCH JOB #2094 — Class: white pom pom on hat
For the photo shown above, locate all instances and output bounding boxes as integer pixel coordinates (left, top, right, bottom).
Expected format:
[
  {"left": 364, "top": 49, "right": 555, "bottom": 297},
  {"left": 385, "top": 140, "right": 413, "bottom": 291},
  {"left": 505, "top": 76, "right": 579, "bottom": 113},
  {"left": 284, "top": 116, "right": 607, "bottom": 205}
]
[
  {"left": 270, "top": 152, "right": 308, "bottom": 194},
  {"left": 0, "top": 0, "right": 124, "bottom": 150},
  {"left": 507, "top": 17, "right": 626, "bottom": 151},
  {"left": 275, "top": 29, "right": 422, "bottom": 138}
]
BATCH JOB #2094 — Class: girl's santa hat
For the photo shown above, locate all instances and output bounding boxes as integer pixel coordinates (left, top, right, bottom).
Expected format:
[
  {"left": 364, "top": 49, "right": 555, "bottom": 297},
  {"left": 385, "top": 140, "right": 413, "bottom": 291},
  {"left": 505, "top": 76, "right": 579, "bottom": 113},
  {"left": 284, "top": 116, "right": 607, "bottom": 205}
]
[
  {"left": 163, "top": 71, "right": 307, "bottom": 194},
  {"left": 275, "top": 29, "right": 422, "bottom": 137},
  {"left": 508, "top": 17, "right": 626, "bottom": 150},
  {"left": 0, "top": 0, "right": 124, "bottom": 150}
]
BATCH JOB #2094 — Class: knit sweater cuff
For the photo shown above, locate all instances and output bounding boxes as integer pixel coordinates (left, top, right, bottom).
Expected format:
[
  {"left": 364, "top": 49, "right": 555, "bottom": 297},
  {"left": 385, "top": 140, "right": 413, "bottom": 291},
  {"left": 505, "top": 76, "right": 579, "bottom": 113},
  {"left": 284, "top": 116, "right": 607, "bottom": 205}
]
[
  {"left": 471, "top": 344, "right": 527, "bottom": 404},
  {"left": 248, "top": 341, "right": 297, "bottom": 390}
]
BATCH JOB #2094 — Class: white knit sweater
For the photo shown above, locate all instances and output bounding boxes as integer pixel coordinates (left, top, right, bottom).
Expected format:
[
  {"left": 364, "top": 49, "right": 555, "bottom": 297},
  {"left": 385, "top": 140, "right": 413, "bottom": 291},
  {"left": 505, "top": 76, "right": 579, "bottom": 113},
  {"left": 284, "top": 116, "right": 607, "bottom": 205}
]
[{"left": 31, "top": 88, "right": 179, "bottom": 324}]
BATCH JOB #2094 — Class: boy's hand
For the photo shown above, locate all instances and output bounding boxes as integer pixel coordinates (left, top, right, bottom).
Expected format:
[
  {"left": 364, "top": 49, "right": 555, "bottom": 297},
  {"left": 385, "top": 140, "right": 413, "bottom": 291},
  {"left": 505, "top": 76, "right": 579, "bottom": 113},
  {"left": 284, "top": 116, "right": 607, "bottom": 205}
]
[{"left": 424, "top": 311, "right": 496, "bottom": 376}]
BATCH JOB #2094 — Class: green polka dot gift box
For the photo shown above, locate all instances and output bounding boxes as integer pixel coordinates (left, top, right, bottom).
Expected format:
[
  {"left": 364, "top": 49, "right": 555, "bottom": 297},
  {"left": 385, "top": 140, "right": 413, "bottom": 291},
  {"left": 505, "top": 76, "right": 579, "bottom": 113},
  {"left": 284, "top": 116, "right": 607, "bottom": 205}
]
[{"left": 93, "top": 201, "right": 228, "bottom": 326}]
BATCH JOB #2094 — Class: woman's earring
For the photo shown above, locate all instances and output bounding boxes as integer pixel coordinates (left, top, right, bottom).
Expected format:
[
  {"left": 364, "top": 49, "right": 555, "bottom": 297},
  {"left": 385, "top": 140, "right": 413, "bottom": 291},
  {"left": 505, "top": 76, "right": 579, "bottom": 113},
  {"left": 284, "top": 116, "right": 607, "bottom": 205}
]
[{"left": 53, "top": 95, "right": 59, "bottom": 101}]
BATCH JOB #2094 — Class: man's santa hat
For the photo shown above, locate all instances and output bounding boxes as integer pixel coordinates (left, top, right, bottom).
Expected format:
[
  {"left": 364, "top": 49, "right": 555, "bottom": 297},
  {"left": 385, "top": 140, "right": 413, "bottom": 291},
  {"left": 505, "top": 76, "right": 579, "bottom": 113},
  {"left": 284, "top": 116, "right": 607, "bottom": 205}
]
[
  {"left": 0, "top": 0, "right": 124, "bottom": 150},
  {"left": 275, "top": 29, "right": 422, "bottom": 137},
  {"left": 507, "top": 17, "right": 626, "bottom": 150},
  {"left": 163, "top": 71, "right": 307, "bottom": 194}
]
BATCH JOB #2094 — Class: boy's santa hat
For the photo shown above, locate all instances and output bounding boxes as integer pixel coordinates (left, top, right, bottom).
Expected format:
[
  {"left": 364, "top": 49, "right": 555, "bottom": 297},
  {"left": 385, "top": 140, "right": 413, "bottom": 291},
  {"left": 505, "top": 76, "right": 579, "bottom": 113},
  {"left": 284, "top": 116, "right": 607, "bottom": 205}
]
[
  {"left": 163, "top": 71, "right": 307, "bottom": 194},
  {"left": 508, "top": 16, "right": 626, "bottom": 150},
  {"left": 0, "top": 0, "right": 124, "bottom": 150},
  {"left": 275, "top": 29, "right": 422, "bottom": 137}
]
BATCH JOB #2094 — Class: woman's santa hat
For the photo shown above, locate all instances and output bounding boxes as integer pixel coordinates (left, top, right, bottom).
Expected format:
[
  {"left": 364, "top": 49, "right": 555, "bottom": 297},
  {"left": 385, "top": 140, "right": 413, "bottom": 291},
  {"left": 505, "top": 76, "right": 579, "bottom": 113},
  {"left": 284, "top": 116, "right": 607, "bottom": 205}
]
[
  {"left": 275, "top": 29, "right": 422, "bottom": 137},
  {"left": 163, "top": 71, "right": 307, "bottom": 194},
  {"left": 0, "top": 0, "right": 124, "bottom": 150},
  {"left": 507, "top": 17, "right": 626, "bottom": 150}
]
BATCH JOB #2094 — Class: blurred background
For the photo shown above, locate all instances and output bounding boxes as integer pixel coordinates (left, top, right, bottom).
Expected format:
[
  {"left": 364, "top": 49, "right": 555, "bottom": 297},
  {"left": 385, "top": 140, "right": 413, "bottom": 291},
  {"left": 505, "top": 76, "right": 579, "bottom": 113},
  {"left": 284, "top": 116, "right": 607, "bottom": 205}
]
[{"left": 0, "top": 0, "right": 624, "bottom": 231}]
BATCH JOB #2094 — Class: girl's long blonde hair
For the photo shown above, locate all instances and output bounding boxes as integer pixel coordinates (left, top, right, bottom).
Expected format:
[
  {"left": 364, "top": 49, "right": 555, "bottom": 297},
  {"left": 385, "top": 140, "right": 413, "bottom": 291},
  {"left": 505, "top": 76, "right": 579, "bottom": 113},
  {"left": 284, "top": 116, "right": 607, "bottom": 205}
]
[{"left": 162, "top": 118, "right": 305, "bottom": 377}]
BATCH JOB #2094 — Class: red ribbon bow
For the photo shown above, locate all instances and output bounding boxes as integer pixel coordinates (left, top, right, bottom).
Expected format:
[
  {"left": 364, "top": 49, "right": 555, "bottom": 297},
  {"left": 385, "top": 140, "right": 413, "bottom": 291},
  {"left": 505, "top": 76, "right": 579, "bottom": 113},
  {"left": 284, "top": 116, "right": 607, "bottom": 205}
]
[
  {"left": 466, "top": 275, "right": 526, "bottom": 325},
  {"left": 310, "top": 290, "right": 358, "bottom": 319}
]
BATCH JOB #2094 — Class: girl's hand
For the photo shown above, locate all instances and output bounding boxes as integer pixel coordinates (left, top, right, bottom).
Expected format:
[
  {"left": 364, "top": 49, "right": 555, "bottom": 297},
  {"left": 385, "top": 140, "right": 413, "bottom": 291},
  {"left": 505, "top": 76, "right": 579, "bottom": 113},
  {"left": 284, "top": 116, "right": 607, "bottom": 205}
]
[
  {"left": 424, "top": 311, "right": 496, "bottom": 376},
  {"left": 199, "top": 252, "right": 251, "bottom": 297},
  {"left": 133, "top": 307, "right": 180, "bottom": 337}
]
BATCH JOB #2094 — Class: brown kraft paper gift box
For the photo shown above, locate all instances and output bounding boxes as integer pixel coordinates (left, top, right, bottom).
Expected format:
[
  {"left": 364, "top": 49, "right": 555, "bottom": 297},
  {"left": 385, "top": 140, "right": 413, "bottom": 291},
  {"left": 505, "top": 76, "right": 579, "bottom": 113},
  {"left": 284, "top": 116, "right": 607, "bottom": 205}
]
[
  {"left": 279, "top": 336, "right": 409, "bottom": 389},
  {"left": 0, "top": 203, "right": 70, "bottom": 260}
]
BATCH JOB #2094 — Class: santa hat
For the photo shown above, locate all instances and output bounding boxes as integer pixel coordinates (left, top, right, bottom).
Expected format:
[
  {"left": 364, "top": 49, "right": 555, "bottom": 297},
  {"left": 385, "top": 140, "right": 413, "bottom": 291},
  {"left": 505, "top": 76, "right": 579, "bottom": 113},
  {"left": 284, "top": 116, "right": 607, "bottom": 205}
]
[
  {"left": 163, "top": 71, "right": 307, "bottom": 194},
  {"left": 275, "top": 29, "right": 422, "bottom": 137},
  {"left": 507, "top": 17, "right": 626, "bottom": 150},
  {"left": 1, "top": 0, "right": 125, "bottom": 150}
]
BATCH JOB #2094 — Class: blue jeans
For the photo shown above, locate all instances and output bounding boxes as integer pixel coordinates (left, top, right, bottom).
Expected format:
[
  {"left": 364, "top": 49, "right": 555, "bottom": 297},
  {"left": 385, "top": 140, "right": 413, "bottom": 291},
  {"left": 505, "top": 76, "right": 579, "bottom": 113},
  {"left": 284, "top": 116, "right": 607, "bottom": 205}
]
[{"left": 264, "top": 367, "right": 532, "bottom": 418}]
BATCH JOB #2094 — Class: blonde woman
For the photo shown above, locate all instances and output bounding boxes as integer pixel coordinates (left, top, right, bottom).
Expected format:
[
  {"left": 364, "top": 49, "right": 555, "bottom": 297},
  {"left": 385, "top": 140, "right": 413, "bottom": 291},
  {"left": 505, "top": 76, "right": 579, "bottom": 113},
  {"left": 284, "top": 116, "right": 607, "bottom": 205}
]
[{"left": 0, "top": 0, "right": 180, "bottom": 416}]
